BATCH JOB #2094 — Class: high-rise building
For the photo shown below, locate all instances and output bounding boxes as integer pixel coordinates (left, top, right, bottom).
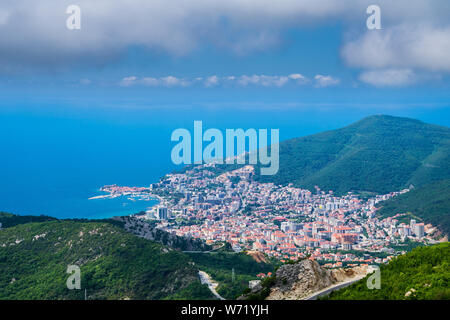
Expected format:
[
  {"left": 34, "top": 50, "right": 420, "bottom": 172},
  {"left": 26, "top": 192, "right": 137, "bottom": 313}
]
[
  {"left": 289, "top": 221, "right": 303, "bottom": 231},
  {"left": 325, "top": 202, "right": 339, "bottom": 211},
  {"left": 157, "top": 206, "right": 168, "bottom": 220},
  {"left": 414, "top": 223, "right": 425, "bottom": 238},
  {"left": 341, "top": 243, "right": 352, "bottom": 250},
  {"left": 399, "top": 225, "right": 411, "bottom": 237},
  {"left": 280, "top": 221, "right": 289, "bottom": 232}
]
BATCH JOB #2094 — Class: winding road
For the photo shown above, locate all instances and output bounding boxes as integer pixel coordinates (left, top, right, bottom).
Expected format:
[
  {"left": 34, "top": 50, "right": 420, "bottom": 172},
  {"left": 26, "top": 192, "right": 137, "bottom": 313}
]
[
  {"left": 303, "top": 274, "right": 368, "bottom": 300},
  {"left": 198, "top": 270, "right": 226, "bottom": 300}
]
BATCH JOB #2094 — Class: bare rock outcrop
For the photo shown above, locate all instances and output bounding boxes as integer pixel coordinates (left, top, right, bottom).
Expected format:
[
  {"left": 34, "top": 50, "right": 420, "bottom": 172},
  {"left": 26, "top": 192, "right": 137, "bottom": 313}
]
[
  {"left": 113, "top": 216, "right": 210, "bottom": 251},
  {"left": 330, "top": 265, "right": 368, "bottom": 282},
  {"left": 240, "top": 259, "right": 370, "bottom": 300},
  {"left": 266, "top": 259, "right": 336, "bottom": 300}
]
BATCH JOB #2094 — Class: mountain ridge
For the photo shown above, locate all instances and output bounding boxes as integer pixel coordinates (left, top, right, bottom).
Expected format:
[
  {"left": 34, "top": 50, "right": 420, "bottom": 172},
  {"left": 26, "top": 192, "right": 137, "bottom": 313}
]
[
  {"left": 0, "top": 213, "right": 276, "bottom": 300},
  {"left": 376, "top": 179, "right": 450, "bottom": 237},
  {"left": 0, "top": 216, "right": 215, "bottom": 300},
  {"left": 325, "top": 242, "right": 450, "bottom": 300},
  {"left": 253, "top": 114, "right": 450, "bottom": 194}
]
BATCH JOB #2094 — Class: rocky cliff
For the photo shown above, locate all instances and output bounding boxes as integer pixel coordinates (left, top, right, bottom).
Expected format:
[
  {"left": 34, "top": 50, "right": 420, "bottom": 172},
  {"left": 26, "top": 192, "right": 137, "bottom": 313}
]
[
  {"left": 115, "top": 216, "right": 211, "bottom": 252},
  {"left": 241, "top": 259, "right": 368, "bottom": 300}
]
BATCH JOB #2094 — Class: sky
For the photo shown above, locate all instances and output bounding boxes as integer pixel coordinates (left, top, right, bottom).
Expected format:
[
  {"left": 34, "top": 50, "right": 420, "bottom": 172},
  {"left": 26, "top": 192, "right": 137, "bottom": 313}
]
[
  {"left": 0, "top": 0, "right": 449, "bottom": 129},
  {"left": 0, "top": 1, "right": 450, "bottom": 217}
]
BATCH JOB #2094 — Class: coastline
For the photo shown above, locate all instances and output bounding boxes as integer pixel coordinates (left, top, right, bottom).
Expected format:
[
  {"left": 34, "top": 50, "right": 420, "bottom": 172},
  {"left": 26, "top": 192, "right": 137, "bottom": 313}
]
[{"left": 4, "top": 190, "right": 160, "bottom": 221}]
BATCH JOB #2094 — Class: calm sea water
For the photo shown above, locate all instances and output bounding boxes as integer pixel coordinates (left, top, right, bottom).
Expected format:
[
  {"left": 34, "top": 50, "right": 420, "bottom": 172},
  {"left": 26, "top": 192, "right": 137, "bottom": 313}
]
[
  {"left": 0, "top": 167, "right": 160, "bottom": 219},
  {"left": 1, "top": 101, "right": 449, "bottom": 219}
]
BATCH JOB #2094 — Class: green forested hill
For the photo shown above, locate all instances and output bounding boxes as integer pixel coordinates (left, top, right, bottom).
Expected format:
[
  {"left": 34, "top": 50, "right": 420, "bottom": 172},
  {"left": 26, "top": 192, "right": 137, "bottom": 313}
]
[
  {"left": 0, "top": 212, "right": 56, "bottom": 228},
  {"left": 254, "top": 115, "right": 450, "bottom": 195},
  {"left": 377, "top": 179, "right": 450, "bottom": 236},
  {"left": 187, "top": 251, "right": 277, "bottom": 299},
  {"left": 0, "top": 219, "right": 214, "bottom": 300},
  {"left": 199, "top": 115, "right": 450, "bottom": 235},
  {"left": 326, "top": 242, "right": 450, "bottom": 300}
]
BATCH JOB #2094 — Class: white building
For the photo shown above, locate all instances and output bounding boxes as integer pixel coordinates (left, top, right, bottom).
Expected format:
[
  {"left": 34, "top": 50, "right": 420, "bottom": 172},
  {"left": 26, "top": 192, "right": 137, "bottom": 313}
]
[
  {"left": 414, "top": 224, "right": 425, "bottom": 238},
  {"left": 157, "top": 206, "right": 168, "bottom": 220}
]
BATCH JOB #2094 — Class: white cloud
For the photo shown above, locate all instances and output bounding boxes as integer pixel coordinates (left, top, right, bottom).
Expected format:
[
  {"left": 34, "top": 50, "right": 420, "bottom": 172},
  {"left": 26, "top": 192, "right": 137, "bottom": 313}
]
[
  {"left": 314, "top": 75, "right": 340, "bottom": 87},
  {"left": 117, "top": 73, "right": 333, "bottom": 88},
  {"left": 260, "top": 75, "right": 289, "bottom": 87},
  {"left": 238, "top": 75, "right": 259, "bottom": 86},
  {"left": 0, "top": 0, "right": 352, "bottom": 70},
  {"left": 119, "top": 76, "right": 138, "bottom": 87},
  {"left": 119, "top": 75, "right": 189, "bottom": 87},
  {"left": 160, "top": 76, "right": 190, "bottom": 87},
  {"left": 288, "top": 73, "right": 309, "bottom": 84},
  {"left": 79, "top": 78, "right": 91, "bottom": 85},
  {"left": 359, "top": 69, "right": 417, "bottom": 87},
  {"left": 342, "top": 25, "right": 450, "bottom": 72},
  {"left": 2, "top": 0, "right": 448, "bottom": 73},
  {"left": 288, "top": 73, "right": 304, "bottom": 80},
  {"left": 237, "top": 75, "right": 292, "bottom": 87},
  {"left": 141, "top": 77, "right": 160, "bottom": 87},
  {"left": 204, "top": 75, "right": 219, "bottom": 87},
  {"left": 0, "top": 9, "right": 10, "bottom": 26}
]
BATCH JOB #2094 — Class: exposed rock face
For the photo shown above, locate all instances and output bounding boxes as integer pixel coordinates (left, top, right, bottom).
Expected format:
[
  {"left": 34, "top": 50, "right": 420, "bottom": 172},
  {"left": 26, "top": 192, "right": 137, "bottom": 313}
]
[
  {"left": 266, "top": 259, "right": 336, "bottom": 300},
  {"left": 330, "top": 266, "right": 368, "bottom": 282},
  {"left": 114, "top": 216, "right": 210, "bottom": 251},
  {"left": 247, "top": 251, "right": 268, "bottom": 263},
  {"left": 240, "top": 259, "right": 370, "bottom": 300}
]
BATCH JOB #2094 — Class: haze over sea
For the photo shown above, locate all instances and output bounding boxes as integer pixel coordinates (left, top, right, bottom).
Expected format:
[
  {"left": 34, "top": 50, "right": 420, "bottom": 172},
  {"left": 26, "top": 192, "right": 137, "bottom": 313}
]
[{"left": 1, "top": 96, "right": 450, "bottom": 219}]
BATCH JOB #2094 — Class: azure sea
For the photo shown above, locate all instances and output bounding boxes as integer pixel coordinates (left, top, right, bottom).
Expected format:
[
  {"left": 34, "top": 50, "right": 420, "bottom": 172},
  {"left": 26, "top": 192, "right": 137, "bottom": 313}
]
[{"left": 2, "top": 99, "right": 450, "bottom": 219}]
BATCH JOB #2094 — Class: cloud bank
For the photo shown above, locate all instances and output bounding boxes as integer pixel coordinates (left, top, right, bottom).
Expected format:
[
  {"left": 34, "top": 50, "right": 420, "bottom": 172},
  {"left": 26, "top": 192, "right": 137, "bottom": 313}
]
[
  {"left": 358, "top": 69, "right": 416, "bottom": 87},
  {"left": 118, "top": 73, "right": 338, "bottom": 88},
  {"left": 0, "top": 0, "right": 448, "bottom": 86}
]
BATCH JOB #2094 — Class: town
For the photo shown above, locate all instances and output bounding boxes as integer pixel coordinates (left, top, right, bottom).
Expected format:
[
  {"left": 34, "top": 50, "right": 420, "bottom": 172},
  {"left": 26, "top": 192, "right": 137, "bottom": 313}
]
[{"left": 97, "top": 163, "right": 437, "bottom": 269}]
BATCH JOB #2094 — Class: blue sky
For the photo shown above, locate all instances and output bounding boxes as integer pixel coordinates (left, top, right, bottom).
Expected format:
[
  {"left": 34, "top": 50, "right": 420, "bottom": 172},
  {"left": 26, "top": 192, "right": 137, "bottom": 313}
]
[
  {"left": 1, "top": 1, "right": 450, "bottom": 218},
  {"left": 0, "top": 0, "right": 449, "bottom": 130}
]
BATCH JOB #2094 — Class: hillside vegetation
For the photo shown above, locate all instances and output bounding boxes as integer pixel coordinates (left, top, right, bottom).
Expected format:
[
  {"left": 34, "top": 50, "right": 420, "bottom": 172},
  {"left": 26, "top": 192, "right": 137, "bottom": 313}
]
[
  {"left": 325, "top": 242, "right": 450, "bottom": 300},
  {"left": 187, "top": 251, "right": 277, "bottom": 300},
  {"left": 377, "top": 179, "right": 450, "bottom": 236},
  {"left": 0, "top": 219, "right": 214, "bottom": 300},
  {"left": 253, "top": 115, "right": 450, "bottom": 195},
  {"left": 199, "top": 115, "right": 450, "bottom": 235},
  {"left": 202, "top": 115, "right": 450, "bottom": 235},
  {"left": 0, "top": 212, "right": 56, "bottom": 228}
]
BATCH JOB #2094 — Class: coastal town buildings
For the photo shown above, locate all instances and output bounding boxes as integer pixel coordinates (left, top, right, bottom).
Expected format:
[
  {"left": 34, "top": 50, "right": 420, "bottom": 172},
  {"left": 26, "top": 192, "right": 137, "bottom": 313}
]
[{"left": 97, "top": 164, "right": 434, "bottom": 267}]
